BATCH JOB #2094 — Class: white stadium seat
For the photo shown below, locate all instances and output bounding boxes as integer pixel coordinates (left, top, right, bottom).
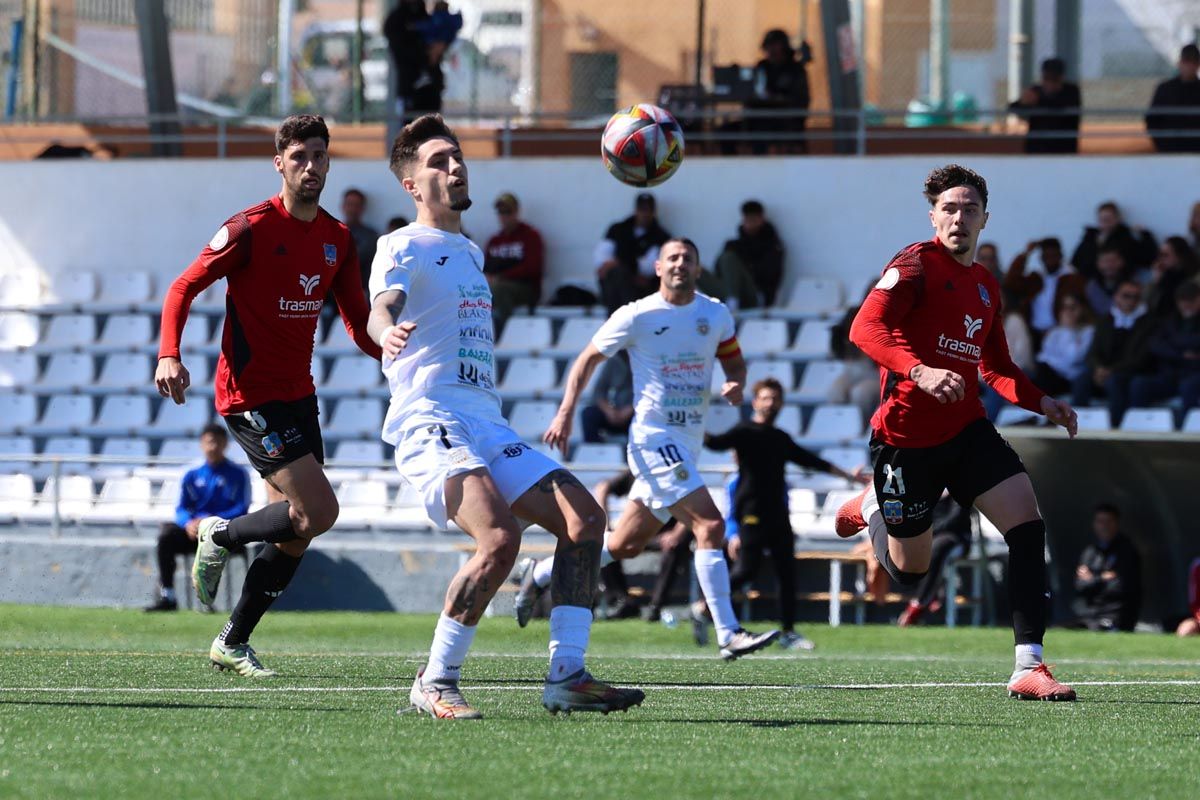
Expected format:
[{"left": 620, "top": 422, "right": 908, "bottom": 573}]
[
  {"left": 99, "top": 437, "right": 152, "bottom": 461},
  {"left": 745, "top": 360, "right": 795, "bottom": 391},
  {"left": 498, "top": 356, "right": 558, "bottom": 397},
  {"left": 495, "top": 316, "right": 551, "bottom": 354},
  {"left": 99, "top": 313, "right": 153, "bottom": 347},
  {"left": 785, "top": 277, "right": 843, "bottom": 316},
  {"left": 323, "top": 354, "right": 382, "bottom": 392},
  {"left": 180, "top": 314, "right": 213, "bottom": 349},
  {"left": 774, "top": 404, "right": 803, "bottom": 437},
  {"left": 336, "top": 479, "right": 391, "bottom": 526},
  {"left": 157, "top": 437, "right": 199, "bottom": 461},
  {"left": 95, "top": 353, "right": 151, "bottom": 390},
  {"left": 507, "top": 400, "right": 560, "bottom": 441},
  {"left": 30, "top": 475, "right": 95, "bottom": 521},
  {"left": 1119, "top": 407, "right": 1173, "bottom": 433},
  {"left": 737, "top": 319, "right": 788, "bottom": 358},
  {"left": 0, "top": 313, "right": 40, "bottom": 349},
  {"left": 995, "top": 406, "right": 1037, "bottom": 427},
  {"left": 88, "top": 476, "right": 155, "bottom": 523},
  {"left": 1183, "top": 408, "right": 1200, "bottom": 433},
  {"left": 819, "top": 446, "right": 869, "bottom": 474},
  {"left": 192, "top": 283, "right": 227, "bottom": 313},
  {"left": 38, "top": 436, "right": 92, "bottom": 478},
  {"left": 326, "top": 398, "right": 384, "bottom": 438},
  {"left": 802, "top": 404, "right": 864, "bottom": 445},
  {"left": 791, "top": 319, "right": 835, "bottom": 360},
  {"left": 0, "top": 474, "right": 36, "bottom": 520},
  {"left": 29, "top": 395, "right": 94, "bottom": 436},
  {"left": 47, "top": 270, "right": 98, "bottom": 305},
  {"left": 1073, "top": 407, "right": 1112, "bottom": 432},
  {"left": 38, "top": 352, "right": 95, "bottom": 392},
  {"left": 150, "top": 398, "right": 212, "bottom": 437},
  {"left": 0, "top": 435, "right": 35, "bottom": 474},
  {"left": 92, "top": 394, "right": 151, "bottom": 435},
  {"left": 793, "top": 360, "right": 846, "bottom": 403},
  {"left": 571, "top": 442, "right": 625, "bottom": 466},
  {"left": 704, "top": 402, "right": 741, "bottom": 434},
  {"left": 41, "top": 314, "right": 96, "bottom": 348},
  {"left": 0, "top": 392, "right": 38, "bottom": 433},
  {"left": 332, "top": 439, "right": 385, "bottom": 465},
  {"left": 787, "top": 487, "right": 818, "bottom": 515},
  {"left": 96, "top": 271, "right": 153, "bottom": 306},
  {"left": 551, "top": 317, "right": 603, "bottom": 356},
  {"left": 0, "top": 351, "right": 37, "bottom": 387},
  {"left": 0, "top": 270, "right": 43, "bottom": 307}
]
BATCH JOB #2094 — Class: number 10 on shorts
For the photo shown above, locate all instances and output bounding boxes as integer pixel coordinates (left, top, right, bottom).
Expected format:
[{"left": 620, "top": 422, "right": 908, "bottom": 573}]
[{"left": 657, "top": 444, "right": 683, "bottom": 466}]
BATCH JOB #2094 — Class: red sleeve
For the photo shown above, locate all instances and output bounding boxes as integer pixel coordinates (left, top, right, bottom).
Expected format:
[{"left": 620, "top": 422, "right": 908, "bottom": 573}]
[
  {"left": 979, "top": 293, "right": 1046, "bottom": 414},
  {"left": 331, "top": 235, "right": 383, "bottom": 361},
  {"left": 502, "top": 225, "right": 545, "bottom": 283},
  {"left": 158, "top": 214, "right": 251, "bottom": 359},
  {"left": 848, "top": 253, "right": 924, "bottom": 377}
]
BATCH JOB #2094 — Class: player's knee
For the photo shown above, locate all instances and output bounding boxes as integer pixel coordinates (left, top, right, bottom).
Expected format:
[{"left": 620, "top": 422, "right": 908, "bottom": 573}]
[
  {"left": 293, "top": 498, "right": 339, "bottom": 538},
  {"left": 607, "top": 539, "right": 645, "bottom": 560},
  {"left": 479, "top": 527, "right": 522, "bottom": 574},
  {"left": 694, "top": 517, "right": 725, "bottom": 549},
  {"left": 567, "top": 508, "right": 606, "bottom": 545}
]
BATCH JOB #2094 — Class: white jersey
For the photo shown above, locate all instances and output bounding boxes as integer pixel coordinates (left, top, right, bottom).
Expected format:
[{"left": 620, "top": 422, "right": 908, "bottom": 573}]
[
  {"left": 592, "top": 292, "right": 736, "bottom": 454},
  {"left": 368, "top": 223, "right": 504, "bottom": 444}
]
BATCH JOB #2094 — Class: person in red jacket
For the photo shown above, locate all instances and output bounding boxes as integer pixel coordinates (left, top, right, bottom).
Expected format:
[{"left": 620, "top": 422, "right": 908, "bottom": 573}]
[
  {"left": 847, "top": 163, "right": 1079, "bottom": 701},
  {"left": 483, "top": 192, "right": 544, "bottom": 335},
  {"left": 155, "top": 114, "right": 381, "bottom": 677}
]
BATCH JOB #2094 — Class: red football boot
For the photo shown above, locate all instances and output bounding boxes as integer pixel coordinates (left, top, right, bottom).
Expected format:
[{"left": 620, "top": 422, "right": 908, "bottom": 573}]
[
  {"left": 834, "top": 486, "right": 871, "bottom": 538},
  {"left": 1007, "top": 663, "right": 1077, "bottom": 701}
]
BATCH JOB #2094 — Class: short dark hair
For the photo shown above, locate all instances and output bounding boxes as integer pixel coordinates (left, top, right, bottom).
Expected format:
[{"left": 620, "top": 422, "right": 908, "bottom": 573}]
[
  {"left": 200, "top": 423, "right": 227, "bottom": 441},
  {"left": 1041, "top": 57, "right": 1066, "bottom": 78},
  {"left": 1093, "top": 503, "right": 1120, "bottom": 518},
  {"left": 741, "top": 200, "right": 765, "bottom": 216},
  {"left": 275, "top": 114, "right": 329, "bottom": 154},
  {"left": 1041, "top": 237, "right": 1062, "bottom": 252},
  {"left": 1097, "top": 200, "right": 1120, "bottom": 215},
  {"left": 1181, "top": 43, "right": 1200, "bottom": 63},
  {"left": 342, "top": 187, "right": 366, "bottom": 203},
  {"left": 389, "top": 114, "right": 459, "bottom": 178},
  {"left": 752, "top": 377, "right": 785, "bottom": 398},
  {"left": 1174, "top": 281, "right": 1200, "bottom": 303},
  {"left": 663, "top": 237, "right": 700, "bottom": 263},
  {"left": 923, "top": 164, "right": 988, "bottom": 209},
  {"left": 1097, "top": 244, "right": 1125, "bottom": 260}
]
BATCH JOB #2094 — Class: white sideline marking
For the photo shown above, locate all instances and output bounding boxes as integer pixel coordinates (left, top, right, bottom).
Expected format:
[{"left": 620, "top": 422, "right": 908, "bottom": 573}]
[{"left": 2, "top": 679, "right": 1199, "bottom": 694}]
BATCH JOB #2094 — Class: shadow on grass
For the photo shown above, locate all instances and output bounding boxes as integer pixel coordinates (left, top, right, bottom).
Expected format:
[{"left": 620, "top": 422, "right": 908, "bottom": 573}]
[{"left": 0, "top": 698, "right": 352, "bottom": 712}]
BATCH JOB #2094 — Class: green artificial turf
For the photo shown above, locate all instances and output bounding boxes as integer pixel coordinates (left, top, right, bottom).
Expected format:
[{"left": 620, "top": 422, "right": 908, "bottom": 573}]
[{"left": 1, "top": 605, "right": 1197, "bottom": 799}]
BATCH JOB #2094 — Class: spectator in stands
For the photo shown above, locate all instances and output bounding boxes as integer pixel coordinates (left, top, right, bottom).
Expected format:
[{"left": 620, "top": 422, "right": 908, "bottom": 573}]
[
  {"left": 1072, "top": 278, "right": 1154, "bottom": 424},
  {"left": 1188, "top": 201, "right": 1200, "bottom": 253},
  {"left": 1146, "top": 43, "right": 1200, "bottom": 154},
  {"left": 1070, "top": 201, "right": 1158, "bottom": 280},
  {"left": 714, "top": 200, "right": 786, "bottom": 308},
  {"left": 386, "top": 215, "right": 410, "bottom": 233},
  {"left": 897, "top": 494, "right": 974, "bottom": 626},
  {"left": 1004, "top": 237, "right": 1083, "bottom": 343},
  {"left": 827, "top": 287, "right": 879, "bottom": 423},
  {"left": 384, "top": 0, "right": 429, "bottom": 123},
  {"left": 746, "top": 29, "right": 812, "bottom": 155},
  {"left": 1032, "top": 292, "right": 1094, "bottom": 396},
  {"left": 982, "top": 304, "right": 1037, "bottom": 421},
  {"left": 976, "top": 242, "right": 1003, "bottom": 284},
  {"left": 145, "top": 425, "right": 250, "bottom": 612},
  {"left": 1176, "top": 558, "right": 1200, "bottom": 637},
  {"left": 341, "top": 188, "right": 380, "bottom": 295},
  {"left": 1008, "top": 57, "right": 1082, "bottom": 154},
  {"left": 484, "top": 192, "right": 545, "bottom": 335},
  {"left": 1071, "top": 504, "right": 1142, "bottom": 632},
  {"left": 595, "top": 193, "right": 671, "bottom": 312},
  {"left": 1145, "top": 236, "right": 1200, "bottom": 319},
  {"left": 1129, "top": 281, "right": 1200, "bottom": 418},
  {"left": 1084, "top": 246, "right": 1134, "bottom": 317},
  {"left": 580, "top": 353, "right": 634, "bottom": 443}
]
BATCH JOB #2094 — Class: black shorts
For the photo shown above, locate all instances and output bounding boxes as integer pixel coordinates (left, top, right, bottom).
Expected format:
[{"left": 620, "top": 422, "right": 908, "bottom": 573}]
[
  {"left": 224, "top": 394, "right": 324, "bottom": 478},
  {"left": 869, "top": 418, "right": 1025, "bottom": 539}
]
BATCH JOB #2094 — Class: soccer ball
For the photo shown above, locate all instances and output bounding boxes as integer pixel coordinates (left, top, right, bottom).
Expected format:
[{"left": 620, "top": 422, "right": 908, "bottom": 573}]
[{"left": 601, "top": 104, "right": 685, "bottom": 188}]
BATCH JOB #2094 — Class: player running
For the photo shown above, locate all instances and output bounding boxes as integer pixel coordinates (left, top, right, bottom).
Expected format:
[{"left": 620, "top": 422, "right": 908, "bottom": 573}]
[
  {"left": 156, "top": 115, "right": 381, "bottom": 677},
  {"left": 526, "top": 238, "right": 780, "bottom": 661},
  {"left": 368, "top": 114, "right": 643, "bottom": 719},
  {"left": 843, "top": 163, "right": 1078, "bottom": 700}
]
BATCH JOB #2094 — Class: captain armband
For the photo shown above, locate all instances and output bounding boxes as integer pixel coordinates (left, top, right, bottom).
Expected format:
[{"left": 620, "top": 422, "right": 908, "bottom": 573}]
[{"left": 716, "top": 336, "right": 742, "bottom": 360}]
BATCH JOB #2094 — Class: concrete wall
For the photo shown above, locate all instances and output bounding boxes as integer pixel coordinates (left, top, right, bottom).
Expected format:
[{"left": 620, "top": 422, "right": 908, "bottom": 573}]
[{"left": 1, "top": 155, "right": 1198, "bottom": 302}]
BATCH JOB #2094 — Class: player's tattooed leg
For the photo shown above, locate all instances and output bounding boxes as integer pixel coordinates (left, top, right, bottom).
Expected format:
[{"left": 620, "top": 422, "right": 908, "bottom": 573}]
[
  {"left": 535, "top": 469, "right": 586, "bottom": 494},
  {"left": 551, "top": 537, "right": 600, "bottom": 608},
  {"left": 446, "top": 571, "right": 492, "bottom": 625}
]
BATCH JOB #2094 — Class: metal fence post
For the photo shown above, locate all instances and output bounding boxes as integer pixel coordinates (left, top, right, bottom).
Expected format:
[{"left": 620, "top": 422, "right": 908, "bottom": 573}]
[{"left": 50, "top": 458, "right": 61, "bottom": 539}]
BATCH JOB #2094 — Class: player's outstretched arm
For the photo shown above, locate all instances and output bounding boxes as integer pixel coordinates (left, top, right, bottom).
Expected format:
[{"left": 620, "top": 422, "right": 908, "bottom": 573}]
[
  {"left": 544, "top": 343, "right": 607, "bottom": 457},
  {"left": 367, "top": 289, "right": 417, "bottom": 361}
]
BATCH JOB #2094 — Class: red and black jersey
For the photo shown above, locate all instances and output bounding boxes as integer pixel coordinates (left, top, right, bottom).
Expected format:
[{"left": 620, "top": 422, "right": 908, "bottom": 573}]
[
  {"left": 159, "top": 195, "right": 382, "bottom": 415},
  {"left": 850, "top": 238, "right": 1045, "bottom": 448}
]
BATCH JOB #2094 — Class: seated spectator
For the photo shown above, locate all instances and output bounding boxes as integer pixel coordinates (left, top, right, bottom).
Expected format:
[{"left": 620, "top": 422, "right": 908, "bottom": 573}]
[
  {"left": 483, "top": 192, "right": 544, "bottom": 335},
  {"left": 1145, "top": 236, "right": 1200, "bottom": 319},
  {"left": 341, "top": 188, "right": 380, "bottom": 295},
  {"left": 1004, "top": 237, "right": 1084, "bottom": 343},
  {"left": 827, "top": 287, "right": 879, "bottom": 423},
  {"left": 746, "top": 29, "right": 812, "bottom": 155},
  {"left": 1189, "top": 201, "right": 1200, "bottom": 253},
  {"left": 976, "top": 242, "right": 1003, "bottom": 284},
  {"left": 1072, "top": 279, "right": 1154, "bottom": 424},
  {"left": 1129, "top": 281, "right": 1200, "bottom": 417},
  {"left": 145, "top": 425, "right": 250, "bottom": 611},
  {"left": 386, "top": 215, "right": 410, "bottom": 233},
  {"left": 1032, "top": 292, "right": 1093, "bottom": 395},
  {"left": 1070, "top": 201, "right": 1158, "bottom": 280},
  {"left": 982, "top": 305, "right": 1036, "bottom": 420},
  {"left": 1008, "top": 56, "right": 1082, "bottom": 154},
  {"left": 1071, "top": 504, "right": 1142, "bottom": 632},
  {"left": 595, "top": 193, "right": 671, "bottom": 312},
  {"left": 714, "top": 200, "right": 786, "bottom": 308},
  {"left": 581, "top": 353, "right": 633, "bottom": 443},
  {"left": 1176, "top": 557, "right": 1200, "bottom": 637},
  {"left": 1084, "top": 246, "right": 1134, "bottom": 317},
  {"left": 1145, "top": 43, "right": 1200, "bottom": 154}
]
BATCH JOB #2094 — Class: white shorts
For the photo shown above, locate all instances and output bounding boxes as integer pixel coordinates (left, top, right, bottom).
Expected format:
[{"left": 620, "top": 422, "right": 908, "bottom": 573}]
[
  {"left": 393, "top": 408, "right": 561, "bottom": 528},
  {"left": 626, "top": 434, "right": 706, "bottom": 523}
]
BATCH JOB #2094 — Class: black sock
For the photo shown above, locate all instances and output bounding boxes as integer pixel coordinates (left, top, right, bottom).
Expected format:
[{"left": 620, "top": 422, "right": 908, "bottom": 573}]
[
  {"left": 222, "top": 544, "right": 303, "bottom": 645},
  {"left": 869, "top": 517, "right": 926, "bottom": 588},
  {"left": 213, "top": 501, "right": 299, "bottom": 548},
  {"left": 1003, "top": 519, "right": 1048, "bottom": 646}
]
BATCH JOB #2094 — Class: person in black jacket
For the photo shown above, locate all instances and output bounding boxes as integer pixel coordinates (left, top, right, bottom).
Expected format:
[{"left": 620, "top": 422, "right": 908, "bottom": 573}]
[
  {"left": 1145, "top": 44, "right": 1200, "bottom": 153},
  {"left": 1070, "top": 201, "right": 1158, "bottom": 280},
  {"left": 594, "top": 193, "right": 672, "bottom": 312},
  {"left": 745, "top": 29, "right": 811, "bottom": 155},
  {"left": 714, "top": 200, "right": 786, "bottom": 308},
  {"left": 1072, "top": 278, "right": 1154, "bottom": 425},
  {"left": 704, "top": 377, "right": 865, "bottom": 650},
  {"left": 1071, "top": 504, "right": 1142, "bottom": 631},
  {"left": 1009, "top": 57, "right": 1082, "bottom": 154}
]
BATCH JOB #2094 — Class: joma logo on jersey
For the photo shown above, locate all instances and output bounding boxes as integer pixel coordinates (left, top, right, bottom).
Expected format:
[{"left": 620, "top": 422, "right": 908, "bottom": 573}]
[
  {"left": 963, "top": 315, "right": 983, "bottom": 338},
  {"left": 298, "top": 274, "right": 321, "bottom": 296}
]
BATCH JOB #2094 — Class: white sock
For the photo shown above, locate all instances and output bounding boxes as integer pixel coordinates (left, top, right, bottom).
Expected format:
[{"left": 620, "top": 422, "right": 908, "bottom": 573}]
[
  {"left": 548, "top": 605, "right": 592, "bottom": 681},
  {"left": 1014, "top": 643, "right": 1043, "bottom": 672},
  {"left": 161, "top": 587, "right": 176, "bottom": 601},
  {"left": 694, "top": 548, "right": 740, "bottom": 646},
  {"left": 424, "top": 613, "right": 477, "bottom": 682},
  {"left": 533, "top": 543, "right": 615, "bottom": 590}
]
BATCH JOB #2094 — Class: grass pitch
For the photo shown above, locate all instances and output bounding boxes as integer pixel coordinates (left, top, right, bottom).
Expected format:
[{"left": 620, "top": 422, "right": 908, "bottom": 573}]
[{"left": 1, "top": 605, "right": 1198, "bottom": 799}]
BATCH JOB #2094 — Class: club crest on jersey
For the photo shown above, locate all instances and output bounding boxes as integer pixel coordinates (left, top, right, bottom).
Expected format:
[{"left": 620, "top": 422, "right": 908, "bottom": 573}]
[
  {"left": 696, "top": 317, "right": 710, "bottom": 336},
  {"left": 882, "top": 500, "right": 904, "bottom": 525},
  {"left": 978, "top": 283, "right": 991, "bottom": 307},
  {"left": 323, "top": 243, "right": 337, "bottom": 266}
]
